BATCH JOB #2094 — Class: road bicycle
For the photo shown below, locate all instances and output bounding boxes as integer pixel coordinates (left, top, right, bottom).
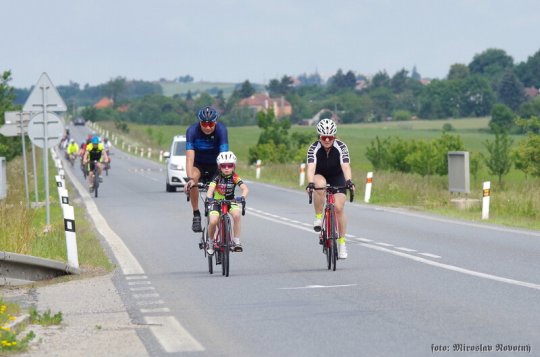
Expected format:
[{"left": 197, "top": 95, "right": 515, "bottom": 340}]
[
  {"left": 309, "top": 185, "right": 354, "bottom": 271},
  {"left": 186, "top": 170, "right": 215, "bottom": 274},
  {"left": 88, "top": 160, "right": 102, "bottom": 198},
  {"left": 205, "top": 197, "right": 246, "bottom": 277}
]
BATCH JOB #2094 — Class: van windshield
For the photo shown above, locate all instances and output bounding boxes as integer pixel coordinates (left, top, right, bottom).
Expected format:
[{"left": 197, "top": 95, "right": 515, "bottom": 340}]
[{"left": 173, "top": 142, "right": 186, "bottom": 156}]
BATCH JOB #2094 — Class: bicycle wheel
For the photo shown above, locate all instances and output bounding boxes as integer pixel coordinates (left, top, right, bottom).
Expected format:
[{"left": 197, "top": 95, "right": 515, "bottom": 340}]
[
  {"left": 93, "top": 169, "right": 99, "bottom": 198},
  {"left": 221, "top": 215, "right": 231, "bottom": 277},
  {"left": 329, "top": 208, "right": 338, "bottom": 271}
]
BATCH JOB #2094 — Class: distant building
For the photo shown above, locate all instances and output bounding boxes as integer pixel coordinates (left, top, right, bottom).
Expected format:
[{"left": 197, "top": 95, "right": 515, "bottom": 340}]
[
  {"left": 94, "top": 97, "right": 114, "bottom": 109},
  {"left": 524, "top": 87, "right": 539, "bottom": 98},
  {"left": 237, "top": 93, "right": 292, "bottom": 118}
]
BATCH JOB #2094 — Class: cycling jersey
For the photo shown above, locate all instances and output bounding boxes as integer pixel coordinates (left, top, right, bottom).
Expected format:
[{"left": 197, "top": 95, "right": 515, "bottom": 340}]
[
  {"left": 209, "top": 172, "right": 244, "bottom": 200},
  {"left": 67, "top": 143, "right": 79, "bottom": 155},
  {"left": 86, "top": 143, "right": 105, "bottom": 162},
  {"left": 185, "top": 122, "right": 229, "bottom": 165},
  {"left": 306, "top": 139, "right": 350, "bottom": 187}
]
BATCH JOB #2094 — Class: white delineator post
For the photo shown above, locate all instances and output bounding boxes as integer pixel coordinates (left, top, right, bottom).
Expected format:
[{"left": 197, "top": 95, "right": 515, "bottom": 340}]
[
  {"left": 159, "top": 150, "right": 163, "bottom": 162},
  {"left": 364, "top": 171, "right": 373, "bottom": 203},
  {"left": 482, "top": 181, "right": 490, "bottom": 220},
  {"left": 62, "top": 204, "right": 79, "bottom": 268},
  {"left": 256, "top": 160, "right": 261, "bottom": 179},
  {"left": 299, "top": 163, "right": 306, "bottom": 186}
]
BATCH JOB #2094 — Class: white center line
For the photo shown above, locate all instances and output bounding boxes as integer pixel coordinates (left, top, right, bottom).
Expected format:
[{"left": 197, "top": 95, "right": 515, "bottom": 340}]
[{"left": 396, "top": 247, "right": 417, "bottom": 252}]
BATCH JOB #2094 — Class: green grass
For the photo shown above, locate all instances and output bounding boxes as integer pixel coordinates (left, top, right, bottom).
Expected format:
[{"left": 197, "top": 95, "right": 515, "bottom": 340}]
[
  {"left": 93, "top": 118, "right": 540, "bottom": 231},
  {"left": 0, "top": 149, "right": 114, "bottom": 272}
]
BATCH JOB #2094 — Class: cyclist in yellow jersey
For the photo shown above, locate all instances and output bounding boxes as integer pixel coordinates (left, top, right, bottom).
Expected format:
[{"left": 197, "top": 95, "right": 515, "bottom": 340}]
[
  {"left": 66, "top": 139, "right": 79, "bottom": 163},
  {"left": 83, "top": 136, "right": 109, "bottom": 192}
]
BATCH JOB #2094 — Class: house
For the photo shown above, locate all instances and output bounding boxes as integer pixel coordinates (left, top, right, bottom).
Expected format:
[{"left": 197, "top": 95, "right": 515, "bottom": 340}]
[
  {"left": 524, "top": 87, "right": 539, "bottom": 98},
  {"left": 94, "top": 97, "right": 114, "bottom": 109},
  {"left": 237, "top": 93, "right": 292, "bottom": 118}
]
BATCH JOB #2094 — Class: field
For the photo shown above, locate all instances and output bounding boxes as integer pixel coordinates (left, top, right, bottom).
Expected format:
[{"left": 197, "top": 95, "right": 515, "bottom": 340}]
[{"left": 97, "top": 117, "right": 540, "bottom": 231}]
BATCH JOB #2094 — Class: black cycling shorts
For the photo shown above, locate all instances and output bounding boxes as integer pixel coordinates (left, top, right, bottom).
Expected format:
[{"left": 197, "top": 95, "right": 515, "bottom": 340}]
[
  {"left": 194, "top": 163, "right": 218, "bottom": 184},
  {"left": 319, "top": 174, "right": 347, "bottom": 194}
]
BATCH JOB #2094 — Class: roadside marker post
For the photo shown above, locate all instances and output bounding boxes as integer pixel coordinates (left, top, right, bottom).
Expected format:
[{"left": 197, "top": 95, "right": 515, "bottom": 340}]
[
  {"left": 482, "top": 181, "right": 490, "bottom": 220},
  {"left": 159, "top": 150, "right": 163, "bottom": 162},
  {"left": 364, "top": 171, "right": 373, "bottom": 203},
  {"left": 299, "top": 163, "right": 306, "bottom": 186},
  {"left": 256, "top": 160, "right": 261, "bottom": 179},
  {"left": 62, "top": 204, "right": 79, "bottom": 268}
]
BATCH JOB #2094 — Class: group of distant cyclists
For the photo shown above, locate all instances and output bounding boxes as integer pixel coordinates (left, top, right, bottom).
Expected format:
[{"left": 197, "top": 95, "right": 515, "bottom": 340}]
[
  {"left": 185, "top": 106, "right": 355, "bottom": 259},
  {"left": 62, "top": 129, "right": 111, "bottom": 193}
]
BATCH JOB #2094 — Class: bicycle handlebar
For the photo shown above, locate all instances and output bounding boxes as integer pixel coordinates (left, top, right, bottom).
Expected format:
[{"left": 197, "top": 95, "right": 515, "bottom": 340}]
[
  {"left": 206, "top": 198, "right": 246, "bottom": 216},
  {"left": 308, "top": 185, "right": 355, "bottom": 204}
]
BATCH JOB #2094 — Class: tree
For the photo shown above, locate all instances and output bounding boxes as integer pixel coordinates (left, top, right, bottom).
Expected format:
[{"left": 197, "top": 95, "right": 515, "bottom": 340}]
[
  {"left": 489, "top": 104, "right": 516, "bottom": 132},
  {"left": 468, "top": 48, "right": 514, "bottom": 79},
  {"left": 514, "top": 49, "right": 540, "bottom": 88},
  {"left": 370, "top": 70, "right": 390, "bottom": 89},
  {"left": 513, "top": 133, "right": 540, "bottom": 177},
  {"left": 447, "top": 64, "right": 469, "bottom": 80},
  {"left": 266, "top": 76, "right": 293, "bottom": 97},
  {"left": 497, "top": 69, "right": 526, "bottom": 111},
  {"left": 104, "top": 76, "right": 126, "bottom": 105},
  {"left": 411, "top": 66, "right": 421, "bottom": 81},
  {"left": 483, "top": 131, "right": 513, "bottom": 185},
  {"left": 237, "top": 80, "right": 255, "bottom": 98},
  {"left": 0, "top": 70, "right": 21, "bottom": 161},
  {"left": 390, "top": 69, "right": 409, "bottom": 93}
]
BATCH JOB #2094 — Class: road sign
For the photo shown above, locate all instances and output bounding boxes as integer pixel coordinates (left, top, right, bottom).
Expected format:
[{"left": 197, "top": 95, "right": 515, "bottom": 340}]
[
  {"left": 23, "top": 73, "right": 67, "bottom": 112},
  {"left": 27, "top": 112, "right": 64, "bottom": 148},
  {"left": 0, "top": 112, "right": 32, "bottom": 137}
]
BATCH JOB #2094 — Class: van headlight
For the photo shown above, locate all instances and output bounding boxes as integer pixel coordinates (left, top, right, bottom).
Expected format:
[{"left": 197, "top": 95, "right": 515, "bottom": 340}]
[{"left": 169, "top": 163, "right": 184, "bottom": 170}]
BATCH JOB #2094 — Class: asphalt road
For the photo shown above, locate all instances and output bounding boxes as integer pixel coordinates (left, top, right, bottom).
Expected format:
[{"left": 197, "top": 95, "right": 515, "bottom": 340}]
[{"left": 68, "top": 125, "right": 540, "bottom": 356}]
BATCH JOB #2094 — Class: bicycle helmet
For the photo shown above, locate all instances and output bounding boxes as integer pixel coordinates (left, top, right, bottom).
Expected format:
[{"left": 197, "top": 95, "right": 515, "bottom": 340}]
[
  {"left": 316, "top": 118, "right": 337, "bottom": 136},
  {"left": 197, "top": 106, "right": 219, "bottom": 122},
  {"left": 91, "top": 136, "right": 99, "bottom": 145},
  {"left": 216, "top": 151, "right": 237, "bottom": 165}
]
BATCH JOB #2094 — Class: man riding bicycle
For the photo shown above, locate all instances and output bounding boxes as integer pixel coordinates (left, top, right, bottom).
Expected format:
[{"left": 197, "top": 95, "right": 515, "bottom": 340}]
[
  {"left": 66, "top": 139, "right": 79, "bottom": 164},
  {"left": 306, "top": 119, "right": 355, "bottom": 259},
  {"left": 83, "top": 136, "right": 109, "bottom": 193},
  {"left": 184, "top": 106, "right": 229, "bottom": 232}
]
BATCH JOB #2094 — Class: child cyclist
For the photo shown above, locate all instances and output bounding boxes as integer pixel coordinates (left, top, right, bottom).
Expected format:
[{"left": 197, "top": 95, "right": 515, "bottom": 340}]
[{"left": 206, "top": 151, "right": 249, "bottom": 254}]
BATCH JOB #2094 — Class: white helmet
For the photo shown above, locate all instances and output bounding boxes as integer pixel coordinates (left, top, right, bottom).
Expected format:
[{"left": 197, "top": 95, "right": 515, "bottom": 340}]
[
  {"left": 316, "top": 118, "right": 337, "bottom": 136},
  {"left": 216, "top": 151, "right": 237, "bottom": 165}
]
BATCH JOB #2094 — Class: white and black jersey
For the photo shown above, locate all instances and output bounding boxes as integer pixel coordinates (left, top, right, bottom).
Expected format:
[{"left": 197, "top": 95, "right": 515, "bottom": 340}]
[{"left": 306, "top": 140, "right": 350, "bottom": 183}]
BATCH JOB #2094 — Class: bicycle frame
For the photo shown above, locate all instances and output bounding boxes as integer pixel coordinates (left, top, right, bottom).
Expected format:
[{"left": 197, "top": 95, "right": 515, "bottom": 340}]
[{"left": 309, "top": 185, "right": 354, "bottom": 271}]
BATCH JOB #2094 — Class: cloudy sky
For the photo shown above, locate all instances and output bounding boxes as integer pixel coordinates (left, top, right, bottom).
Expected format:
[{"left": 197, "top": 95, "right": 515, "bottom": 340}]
[{"left": 3, "top": 0, "right": 539, "bottom": 88}]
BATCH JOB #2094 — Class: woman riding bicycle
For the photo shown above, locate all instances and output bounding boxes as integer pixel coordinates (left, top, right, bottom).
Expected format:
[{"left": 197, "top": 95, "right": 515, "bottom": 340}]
[
  {"left": 306, "top": 119, "right": 355, "bottom": 259},
  {"left": 205, "top": 151, "right": 248, "bottom": 255}
]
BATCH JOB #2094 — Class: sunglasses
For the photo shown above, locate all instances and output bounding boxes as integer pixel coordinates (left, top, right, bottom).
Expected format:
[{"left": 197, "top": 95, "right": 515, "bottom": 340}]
[
  {"left": 220, "top": 163, "right": 234, "bottom": 169},
  {"left": 200, "top": 121, "right": 216, "bottom": 129},
  {"left": 320, "top": 135, "right": 335, "bottom": 141}
]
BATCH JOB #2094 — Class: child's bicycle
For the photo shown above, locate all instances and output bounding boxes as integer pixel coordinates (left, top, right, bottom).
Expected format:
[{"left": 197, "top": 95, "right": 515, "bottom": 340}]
[
  {"left": 308, "top": 184, "right": 354, "bottom": 271},
  {"left": 204, "top": 197, "right": 245, "bottom": 277}
]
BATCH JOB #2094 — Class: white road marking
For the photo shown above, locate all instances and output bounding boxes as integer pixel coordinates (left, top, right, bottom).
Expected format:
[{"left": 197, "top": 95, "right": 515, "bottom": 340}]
[
  {"left": 144, "top": 316, "right": 204, "bottom": 353},
  {"left": 250, "top": 206, "right": 540, "bottom": 291},
  {"left": 128, "top": 281, "right": 152, "bottom": 285},
  {"left": 133, "top": 293, "right": 160, "bottom": 299},
  {"left": 140, "top": 308, "right": 171, "bottom": 313},
  {"left": 130, "top": 286, "right": 156, "bottom": 291},
  {"left": 126, "top": 275, "right": 148, "bottom": 280},
  {"left": 63, "top": 163, "right": 144, "bottom": 275},
  {"left": 280, "top": 284, "right": 357, "bottom": 290},
  {"left": 137, "top": 300, "right": 165, "bottom": 306},
  {"left": 396, "top": 247, "right": 417, "bottom": 252},
  {"left": 419, "top": 253, "right": 442, "bottom": 259},
  {"left": 362, "top": 243, "right": 540, "bottom": 291}
]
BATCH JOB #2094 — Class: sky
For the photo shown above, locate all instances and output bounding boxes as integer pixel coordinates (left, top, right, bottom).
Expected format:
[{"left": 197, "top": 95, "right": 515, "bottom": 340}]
[{"left": 3, "top": 0, "right": 540, "bottom": 89}]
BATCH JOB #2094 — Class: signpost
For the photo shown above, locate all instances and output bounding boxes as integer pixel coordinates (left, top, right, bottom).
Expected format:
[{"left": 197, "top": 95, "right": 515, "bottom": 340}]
[{"left": 24, "top": 73, "right": 67, "bottom": 227}]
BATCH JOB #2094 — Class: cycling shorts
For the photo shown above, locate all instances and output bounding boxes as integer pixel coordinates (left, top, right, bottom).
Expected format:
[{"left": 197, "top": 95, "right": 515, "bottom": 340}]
[
  {"left": 319, "top": 174, "right": 347, "bottom": 194},
  {"left": 208, "top": 202, "right": 241, "bottom": 216},
  {"left": 194, "top": 163, "right": 218, "bottom": 184}
]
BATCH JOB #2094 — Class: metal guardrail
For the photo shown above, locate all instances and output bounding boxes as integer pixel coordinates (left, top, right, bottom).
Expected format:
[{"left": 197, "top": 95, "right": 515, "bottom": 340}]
[{"left": 0, "top": 251, "right": 80, "bottom": 286}]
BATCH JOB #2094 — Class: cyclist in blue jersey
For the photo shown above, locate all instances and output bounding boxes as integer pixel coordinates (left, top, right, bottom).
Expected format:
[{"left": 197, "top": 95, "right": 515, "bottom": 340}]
[{"left": 184, "top": 106, "right": 229, "bottom": 232}]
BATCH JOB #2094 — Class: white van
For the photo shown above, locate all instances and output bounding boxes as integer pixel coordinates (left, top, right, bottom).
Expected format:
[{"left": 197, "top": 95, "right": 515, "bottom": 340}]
[{"left": 163, "top": 135, "right": 188, "bottom": 192}]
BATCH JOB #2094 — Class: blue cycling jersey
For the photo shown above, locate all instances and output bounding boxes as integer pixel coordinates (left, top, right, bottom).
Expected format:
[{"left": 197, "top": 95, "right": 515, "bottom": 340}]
[{"left": 185, "top": 122, "right": 229, "bottom": 165}]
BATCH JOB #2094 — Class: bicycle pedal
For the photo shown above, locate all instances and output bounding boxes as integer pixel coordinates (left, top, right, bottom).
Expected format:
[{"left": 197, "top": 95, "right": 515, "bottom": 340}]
[{"left": 198, "top": 242, "right": 204, "bottom": 249}]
